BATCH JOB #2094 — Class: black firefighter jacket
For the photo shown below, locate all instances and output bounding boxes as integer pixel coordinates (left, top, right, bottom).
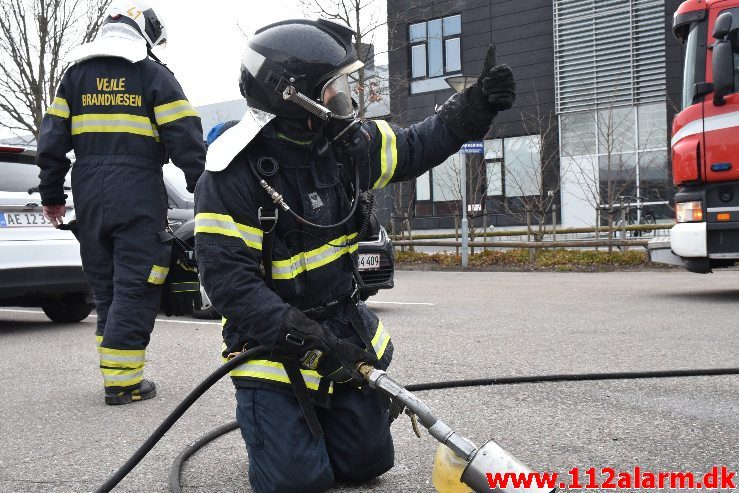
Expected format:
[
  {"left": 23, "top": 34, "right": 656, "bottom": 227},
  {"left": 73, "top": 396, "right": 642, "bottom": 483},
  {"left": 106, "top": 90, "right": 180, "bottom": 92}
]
[
  {"left": 36, "top": 56, "right": 205, "bottom": 206},
  {"left": 194, "top": 116, "right": 464, "bottom": 394}
]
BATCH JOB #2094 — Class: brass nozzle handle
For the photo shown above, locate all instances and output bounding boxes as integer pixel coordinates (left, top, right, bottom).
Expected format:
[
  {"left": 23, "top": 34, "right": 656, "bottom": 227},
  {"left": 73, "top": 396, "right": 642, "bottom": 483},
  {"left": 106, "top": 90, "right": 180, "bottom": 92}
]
[{"left": 356, "top": 362, "right": 375, "bottom": 382}]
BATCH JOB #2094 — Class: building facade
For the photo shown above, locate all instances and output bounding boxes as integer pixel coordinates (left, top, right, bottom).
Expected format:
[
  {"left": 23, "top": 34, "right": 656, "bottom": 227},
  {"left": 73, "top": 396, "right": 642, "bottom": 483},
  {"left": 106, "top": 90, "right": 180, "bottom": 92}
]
[{"left": 387, "top": 0, "right": 683, "bottom": 229}]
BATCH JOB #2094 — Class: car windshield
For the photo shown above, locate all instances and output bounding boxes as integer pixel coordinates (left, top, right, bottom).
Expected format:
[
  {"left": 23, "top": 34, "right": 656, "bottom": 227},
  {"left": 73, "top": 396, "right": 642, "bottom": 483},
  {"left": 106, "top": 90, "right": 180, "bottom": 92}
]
[{"left": 163, "top": 162, "right": 193, "bottom": 202}]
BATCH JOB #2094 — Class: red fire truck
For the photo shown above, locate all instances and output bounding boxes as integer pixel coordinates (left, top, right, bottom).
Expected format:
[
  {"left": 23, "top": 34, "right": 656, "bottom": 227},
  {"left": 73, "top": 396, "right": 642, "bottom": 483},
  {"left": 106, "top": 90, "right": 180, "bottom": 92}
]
[{"left": 648, "top": 0, "right": 739, "bottom": 272}]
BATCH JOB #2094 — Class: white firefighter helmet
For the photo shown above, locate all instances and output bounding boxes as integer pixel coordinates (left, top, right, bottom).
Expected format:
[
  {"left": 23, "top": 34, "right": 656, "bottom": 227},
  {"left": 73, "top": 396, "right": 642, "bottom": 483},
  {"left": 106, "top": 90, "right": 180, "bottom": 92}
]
[
  {"left": 105, "top": 0, "right": 167, "bottom": 49},
  {"left": 66, "top": 0, "right": 166, "bottom": 64}
]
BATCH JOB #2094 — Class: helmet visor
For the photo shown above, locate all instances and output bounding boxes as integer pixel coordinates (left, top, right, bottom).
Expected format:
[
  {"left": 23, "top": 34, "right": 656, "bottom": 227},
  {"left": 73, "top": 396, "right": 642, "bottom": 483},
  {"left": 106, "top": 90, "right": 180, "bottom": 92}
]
[{"left": 320, "top": 59, "right": 363, "bottom": 119}]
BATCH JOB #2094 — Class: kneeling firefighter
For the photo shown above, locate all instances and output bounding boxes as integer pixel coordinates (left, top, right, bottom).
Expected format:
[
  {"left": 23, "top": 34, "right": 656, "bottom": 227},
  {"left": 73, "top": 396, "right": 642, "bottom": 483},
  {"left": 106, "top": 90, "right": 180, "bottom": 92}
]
[
  {"left": 36, "top": 0, "right": 206, "bottom": 405},
  {"left": 194, "top": 19, "right": 515, "bottom": 493}
]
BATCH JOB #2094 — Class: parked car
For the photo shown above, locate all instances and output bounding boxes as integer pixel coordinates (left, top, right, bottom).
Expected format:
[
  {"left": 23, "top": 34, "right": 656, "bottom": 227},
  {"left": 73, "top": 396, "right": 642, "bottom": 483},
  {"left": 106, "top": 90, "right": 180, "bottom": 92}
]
[
  {"left": 0, "top": 146, "right": 93, "bottom": 322},
  {"left": 354, "top": 216, "right": 395, "bottom": 301},
  {"left": 163, "top": 161, "right": 194, "bottom": 232}
]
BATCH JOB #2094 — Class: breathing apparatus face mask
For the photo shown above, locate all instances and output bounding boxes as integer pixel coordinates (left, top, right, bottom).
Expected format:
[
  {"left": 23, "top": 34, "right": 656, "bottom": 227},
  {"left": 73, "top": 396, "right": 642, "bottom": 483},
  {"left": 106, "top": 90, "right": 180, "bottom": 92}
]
[
  {"left": 321, "top": 73, "right": 354, "bottom": 120},
  {"left": 282, "top": 62, "right": 365, "bottom": 138},
  {"left": 318, "top": 73, "right": 368, "bottom": 153}
]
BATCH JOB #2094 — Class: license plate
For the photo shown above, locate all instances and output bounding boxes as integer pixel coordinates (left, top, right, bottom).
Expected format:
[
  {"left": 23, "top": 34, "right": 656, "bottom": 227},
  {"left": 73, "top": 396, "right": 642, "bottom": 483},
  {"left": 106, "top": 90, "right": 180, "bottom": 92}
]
[
  {"left": 0, "top": 211, "right": 53, "bottom": 227},
  {"left": 357, "top": 253, "right": 381, "bottom": 271}
]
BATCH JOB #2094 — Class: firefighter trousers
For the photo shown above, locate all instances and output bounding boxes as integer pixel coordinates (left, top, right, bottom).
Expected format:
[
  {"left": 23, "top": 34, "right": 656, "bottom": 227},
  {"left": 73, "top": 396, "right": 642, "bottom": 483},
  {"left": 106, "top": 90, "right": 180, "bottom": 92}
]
[
  {"left": 235, "top": 384, "right": 395, "bottom": 493},
  {"left": 72, "top": 163, "right": 171, "bottom": 390}
]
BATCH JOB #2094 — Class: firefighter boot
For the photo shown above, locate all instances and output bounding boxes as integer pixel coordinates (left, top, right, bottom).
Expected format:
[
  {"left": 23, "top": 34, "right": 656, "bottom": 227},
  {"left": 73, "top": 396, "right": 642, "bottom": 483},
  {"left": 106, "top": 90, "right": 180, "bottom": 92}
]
[{"left": 105, "top": 379, "right": 157, "bottom": 405}]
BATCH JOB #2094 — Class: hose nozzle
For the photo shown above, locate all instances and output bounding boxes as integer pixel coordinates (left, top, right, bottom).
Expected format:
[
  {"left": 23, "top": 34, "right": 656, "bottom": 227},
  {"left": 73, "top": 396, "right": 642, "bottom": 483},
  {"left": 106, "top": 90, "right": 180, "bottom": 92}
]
[{"left": 357, "top": 362, "right": 375, "bottom": 382}]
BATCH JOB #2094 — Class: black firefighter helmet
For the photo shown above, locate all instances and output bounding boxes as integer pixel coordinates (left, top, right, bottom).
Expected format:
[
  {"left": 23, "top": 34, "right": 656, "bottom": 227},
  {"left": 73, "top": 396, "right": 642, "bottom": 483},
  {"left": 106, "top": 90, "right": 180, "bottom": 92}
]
[{"left": 239, "top": 19, "right": 363, "bottom": 120}]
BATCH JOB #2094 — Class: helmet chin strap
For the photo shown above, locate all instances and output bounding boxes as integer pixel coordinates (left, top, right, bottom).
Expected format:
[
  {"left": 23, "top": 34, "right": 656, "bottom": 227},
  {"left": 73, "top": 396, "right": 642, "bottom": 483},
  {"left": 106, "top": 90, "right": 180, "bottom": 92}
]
[{"left": 146, "top": 47, "right": 173, "bottom": 74}]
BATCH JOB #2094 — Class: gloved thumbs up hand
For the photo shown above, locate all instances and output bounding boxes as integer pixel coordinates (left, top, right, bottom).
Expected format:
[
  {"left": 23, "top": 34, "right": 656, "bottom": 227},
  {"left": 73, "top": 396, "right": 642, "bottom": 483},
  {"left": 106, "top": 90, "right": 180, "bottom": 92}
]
[{"left": 476, "top": 45, "right": 516, "bottom": 112}]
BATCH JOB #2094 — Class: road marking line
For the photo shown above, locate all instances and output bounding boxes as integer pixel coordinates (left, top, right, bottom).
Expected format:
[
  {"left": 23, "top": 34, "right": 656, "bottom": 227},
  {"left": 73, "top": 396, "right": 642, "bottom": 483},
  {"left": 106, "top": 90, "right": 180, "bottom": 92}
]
[
  {"left": 366, "top": 301, "right": 435, "bottom": 306},
  {"left": 154, "top": 318, "right": 221, "bottom": 326},
  {"left": 0, "top": 308, "right": 221, "bottom": 325}
]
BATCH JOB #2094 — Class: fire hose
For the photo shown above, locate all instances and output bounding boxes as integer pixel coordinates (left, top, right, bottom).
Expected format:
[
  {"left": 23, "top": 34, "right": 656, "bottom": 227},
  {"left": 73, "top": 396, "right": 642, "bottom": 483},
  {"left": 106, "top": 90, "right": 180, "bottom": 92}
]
[{"left": 94, "top": 347, "right": 739, "bottom": 493}]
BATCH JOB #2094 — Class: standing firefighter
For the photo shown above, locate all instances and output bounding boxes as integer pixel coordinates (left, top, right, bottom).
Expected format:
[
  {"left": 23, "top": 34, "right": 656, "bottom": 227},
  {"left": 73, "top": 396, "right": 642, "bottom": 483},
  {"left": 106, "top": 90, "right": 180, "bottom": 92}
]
[
  {"left": 195, "top": 19, "right": 515, "bottom": 493},
  {"left": 36, "top": 0, "right": 206, "bottom": 405}
]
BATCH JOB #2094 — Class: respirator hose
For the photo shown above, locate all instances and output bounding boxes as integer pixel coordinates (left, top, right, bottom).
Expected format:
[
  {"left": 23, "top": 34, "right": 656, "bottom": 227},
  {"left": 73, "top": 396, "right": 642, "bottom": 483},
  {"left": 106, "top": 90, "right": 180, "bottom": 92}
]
[{"left": 95, "top": 347, "right": 267, "bottom": 493}]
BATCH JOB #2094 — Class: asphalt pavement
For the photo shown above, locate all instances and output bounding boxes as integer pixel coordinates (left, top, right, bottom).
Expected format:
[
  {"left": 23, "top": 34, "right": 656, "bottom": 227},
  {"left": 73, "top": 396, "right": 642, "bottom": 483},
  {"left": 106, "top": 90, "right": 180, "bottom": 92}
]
[{"left": 1, "top": 270, "right": 737, "bottom": 492}]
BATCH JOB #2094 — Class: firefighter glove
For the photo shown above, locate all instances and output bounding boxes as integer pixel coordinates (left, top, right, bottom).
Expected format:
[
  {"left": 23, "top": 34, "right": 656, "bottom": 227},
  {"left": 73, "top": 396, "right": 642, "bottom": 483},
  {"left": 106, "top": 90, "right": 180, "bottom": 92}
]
[
  {"left": 476, "top": 45, "right": 516, "bottom": 112},
  {"left": 437, "top": 45, "right": 515, "bottom": 141},
  {"left": 57, "top": 219, "right": 79, "bottom": 240},
  {"left": 276, "top": 307, "right": 377, "bottom": 386}
]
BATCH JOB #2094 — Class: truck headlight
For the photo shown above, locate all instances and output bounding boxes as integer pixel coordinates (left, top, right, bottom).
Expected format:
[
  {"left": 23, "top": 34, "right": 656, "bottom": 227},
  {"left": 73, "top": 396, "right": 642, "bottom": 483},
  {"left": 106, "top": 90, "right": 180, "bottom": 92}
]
[{"left": 676, "top": 201, "right": 703, "bottom": 223}]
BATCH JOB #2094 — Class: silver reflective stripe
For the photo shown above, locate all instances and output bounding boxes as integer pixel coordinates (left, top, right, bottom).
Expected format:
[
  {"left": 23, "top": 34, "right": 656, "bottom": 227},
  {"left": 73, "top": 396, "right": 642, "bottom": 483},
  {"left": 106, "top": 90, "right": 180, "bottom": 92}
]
[
  {"left": 272, "top": 257, "right": 307, "bottom": 277},
  {"left": 99, "top": 354, "right": 145, "bottom": 365},
  {"left": 373, "top": 120, "right": 398, "bottom": 189},
  {"left": 48, "top": 98, "right": 70, "bottom": 118},
  {"left": 71, "top": 117, "right": 154, "bottom": 132},
  {"left": 103, "top": 370, "right": 144, "bottom": 382},
  {"left": 271, "top": 239, "right": 357, "bottom": 279},
  {"left": 154, "top": 101, "right": 197, "bottom": 122},
  {"left": 195, "top": 216, "right": 263, "bottom": 249},
  {"left": 373, "top": 327, "right": 390, "bottom": 355},
  {"left": 231, "top": 361, "right": 323, "bottom": 388},
  {"left": 147, "top": 265, "right": 169, "bottom": 284}
]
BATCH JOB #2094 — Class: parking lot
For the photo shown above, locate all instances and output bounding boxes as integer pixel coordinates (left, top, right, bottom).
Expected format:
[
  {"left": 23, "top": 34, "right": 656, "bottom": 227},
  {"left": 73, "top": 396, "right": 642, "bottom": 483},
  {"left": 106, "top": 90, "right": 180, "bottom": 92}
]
[{"left": 1, "top": 269, "right": 738, "bottom": 492}]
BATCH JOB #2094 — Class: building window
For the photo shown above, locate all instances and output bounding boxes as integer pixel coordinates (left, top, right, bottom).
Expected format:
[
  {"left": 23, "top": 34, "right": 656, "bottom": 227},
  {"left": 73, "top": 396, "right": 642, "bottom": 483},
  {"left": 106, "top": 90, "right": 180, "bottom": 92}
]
[
  {"left": 414, "top": 154, "right": 462, "bottom": 204},
  {"left": 484, "top": 136, "right": 542, "bottom": 199},
  {"left": 414, "top": 137, "right": 542, "bottom": 218},
  {"left": 559, "top": 102, "right": 671, "bottom": 218},
  {"left": 484, "top": 140, "right": 503, "bottom": 197},
  {"left": 409, "top": 14, "right": 462, "bottom": 94},
  {"left": 553, "top": 0, "right": 666, "bottom": 112}
]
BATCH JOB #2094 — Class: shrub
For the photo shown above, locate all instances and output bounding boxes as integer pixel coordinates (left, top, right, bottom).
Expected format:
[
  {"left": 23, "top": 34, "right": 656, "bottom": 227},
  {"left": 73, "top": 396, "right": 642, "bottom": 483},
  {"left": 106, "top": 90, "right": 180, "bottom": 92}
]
[{"left": 394, "top": 248, "right": 654, "bottom": 271}]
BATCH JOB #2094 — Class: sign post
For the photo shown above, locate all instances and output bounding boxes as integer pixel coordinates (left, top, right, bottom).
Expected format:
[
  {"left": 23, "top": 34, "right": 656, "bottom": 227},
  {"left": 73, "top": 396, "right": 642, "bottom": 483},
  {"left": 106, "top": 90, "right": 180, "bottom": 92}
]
[{"left": 458, "top": 141, "right": 484, "bottom": 268}]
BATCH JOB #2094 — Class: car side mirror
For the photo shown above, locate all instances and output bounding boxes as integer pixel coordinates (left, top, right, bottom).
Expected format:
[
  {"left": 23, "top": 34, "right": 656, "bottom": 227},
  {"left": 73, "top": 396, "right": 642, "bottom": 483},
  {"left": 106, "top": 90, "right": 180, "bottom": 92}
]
[
  {"left": 712, "top": 12, "right": 735, "bottom": 106},
  {"left": 714, "top": 11, "right": 733, "bottom": 39}
]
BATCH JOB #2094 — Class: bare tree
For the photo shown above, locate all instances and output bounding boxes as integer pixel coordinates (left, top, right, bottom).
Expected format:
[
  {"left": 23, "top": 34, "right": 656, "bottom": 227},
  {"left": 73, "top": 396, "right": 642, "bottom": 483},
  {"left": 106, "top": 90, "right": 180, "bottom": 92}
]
[
  {"left": 430, "top": 152, "right": 489, "bottom": 247},
  {"left": 299, "top": 0, "right": 389, "bottom": 118},
  {"left": 0, "top": 0, "right": 110, "bottom": 140},
  {"left": 561, "top": 99, "right": 669, "bottom": 251},
  {"left": 495, "top": 100, "right": 563, "bottom": 254}
]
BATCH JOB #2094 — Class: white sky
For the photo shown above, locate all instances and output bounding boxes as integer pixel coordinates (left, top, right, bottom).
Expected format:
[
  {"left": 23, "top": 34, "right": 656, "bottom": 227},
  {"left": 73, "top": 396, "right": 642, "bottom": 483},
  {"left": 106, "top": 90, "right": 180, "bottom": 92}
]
[
  {"left": 154, "top": 0, "right": 387, "bottom": 107},
  {"left": 154, "top": 0, "right": 308, "bottom": 106}
]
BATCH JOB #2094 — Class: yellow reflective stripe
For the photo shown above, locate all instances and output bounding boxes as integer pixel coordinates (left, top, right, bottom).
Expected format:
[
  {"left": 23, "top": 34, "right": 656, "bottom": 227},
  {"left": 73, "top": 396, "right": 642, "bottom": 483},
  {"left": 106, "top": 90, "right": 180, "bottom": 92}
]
[
  {"left": 272, "top": 233, "right": 358, "bottom": 280},
  {"left": 100, "top": 367, "right": 144, "bottom": 387},
  {"left": 371, "top": 321, "right": 391, "bottom": 358},
  {"left": 98, "top": 347, "right": 146, "bottom": 358},
  {"left": 47, "top": 97, "right": 70, "bottom": 118},
  {"left": 154, "top": 99, "right": 198, "bottom": 125},
  {"left": 95, "top": 335, "right": 103, "bottom": 348},
  {"left": 100, "top": 359, "right": 145, "bottom": 369},
  {"left": 195, "top": 213, "right": 263, "bottom": 250},
  {"left": 71, "top": 113, "right": 159, "bottom": 140},
  {"left": 228, "top": 358, "right": 334, "bottom": 393},
  {"left": 99, "top": 347, "right": 145, "bottom": 367},
  {"left": 147, "top": 265, "right": 169, "bottom": 285},
  {"left": 372, "top": 120, "right": 398, "bottom": 189}
]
